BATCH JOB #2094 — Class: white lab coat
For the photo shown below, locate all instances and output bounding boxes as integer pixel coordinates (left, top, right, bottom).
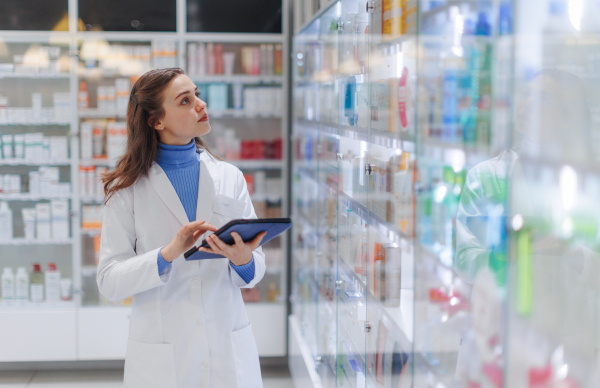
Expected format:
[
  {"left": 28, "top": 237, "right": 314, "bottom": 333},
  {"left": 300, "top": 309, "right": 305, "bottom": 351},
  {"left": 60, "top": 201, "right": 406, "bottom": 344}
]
[{"left": 97, "top": 150, "right": 265, "bottom": 388}]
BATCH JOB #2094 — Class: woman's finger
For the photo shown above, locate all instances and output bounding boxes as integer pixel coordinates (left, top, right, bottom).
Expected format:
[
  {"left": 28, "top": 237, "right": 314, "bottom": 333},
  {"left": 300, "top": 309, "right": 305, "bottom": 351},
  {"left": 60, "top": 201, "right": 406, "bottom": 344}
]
[
  {"left": 210, "top": 234, "right": 231, "bottom": 253},
  {"left": 231, "top": 232, "right": 244, "bottom": 248},
  {"left": 205, "top": 236, "right": 221, "bottom": 253},
  {"left": 198, "top": 247, "right": 216, "bottom": 254},
  {"left": 249, "top": 231, "right": 267, "bottom": 250}
]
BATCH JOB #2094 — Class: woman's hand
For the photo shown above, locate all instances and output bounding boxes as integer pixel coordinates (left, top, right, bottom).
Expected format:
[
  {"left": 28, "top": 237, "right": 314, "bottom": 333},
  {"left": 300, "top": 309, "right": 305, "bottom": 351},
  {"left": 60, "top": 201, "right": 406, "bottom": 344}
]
[
  {"left": 199, "top": 231, "right": 267, "bottom": 266},
  {"left": 161, "top": 220, "right": 218, "bottom": 262}
]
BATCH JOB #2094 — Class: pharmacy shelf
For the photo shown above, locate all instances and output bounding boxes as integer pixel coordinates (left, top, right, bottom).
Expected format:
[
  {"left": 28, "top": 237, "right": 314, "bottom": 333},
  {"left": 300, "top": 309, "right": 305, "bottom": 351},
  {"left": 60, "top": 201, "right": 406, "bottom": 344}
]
[
  {"left": 79, "top": 109, "right": 125, "bottom": 119},
  {"left": 0, "top": 72, "right": 70, "bottom": 79},
  {"left": 80, "top": 196, "right": 105, "bottom": 204},
  {"left": 297, "top": 119, "right": 413, "bottom": 151},
  {"left": 191, "top": 74, "right": 283, "bottom": 84},
  {"left": 230, "top": 159, "right": 282, "bottom": 169},
  {"left": 209, "top": 110, "right": 282, "bottom": 119},
  {"left": 0, "top": 121, "right": 70, "bottom": 126},
  {"left": 338, "top": 191, "right": 411, "bottom": 243},
  {"left": 0, "top": 238, "right": 73, "bottom": 245},
  {"left": 82, "top": 158, "right": 115, "bottom": 167},
  {"left": 0, "top": 300, "right": 76, "bottom": 310},
  {"left": 0, "top": 158, "right": 71, "bottom": 166},
  {"left": 0, "top": 193, "right": 72, "bottom": 201}
]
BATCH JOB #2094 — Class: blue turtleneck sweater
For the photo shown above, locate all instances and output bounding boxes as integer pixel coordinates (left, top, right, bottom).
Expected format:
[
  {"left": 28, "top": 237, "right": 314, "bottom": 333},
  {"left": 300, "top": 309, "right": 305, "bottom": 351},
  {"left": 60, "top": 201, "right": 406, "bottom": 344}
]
[{"left": 155, "top": 140, "right": 255, "bottom": 283}]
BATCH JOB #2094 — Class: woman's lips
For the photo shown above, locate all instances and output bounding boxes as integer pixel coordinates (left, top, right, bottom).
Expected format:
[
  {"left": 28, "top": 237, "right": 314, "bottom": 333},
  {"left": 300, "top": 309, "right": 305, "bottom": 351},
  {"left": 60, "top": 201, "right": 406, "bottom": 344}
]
[{"left": 199, "top": 115, "right": 209, "bottom": 122}]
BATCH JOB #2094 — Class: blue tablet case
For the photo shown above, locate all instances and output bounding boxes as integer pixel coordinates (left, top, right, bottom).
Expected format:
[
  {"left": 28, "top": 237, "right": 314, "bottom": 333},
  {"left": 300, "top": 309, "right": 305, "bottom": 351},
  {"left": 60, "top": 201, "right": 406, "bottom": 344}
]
[{"left": 184, "top": 218, "right": 292, "bottom": 260}]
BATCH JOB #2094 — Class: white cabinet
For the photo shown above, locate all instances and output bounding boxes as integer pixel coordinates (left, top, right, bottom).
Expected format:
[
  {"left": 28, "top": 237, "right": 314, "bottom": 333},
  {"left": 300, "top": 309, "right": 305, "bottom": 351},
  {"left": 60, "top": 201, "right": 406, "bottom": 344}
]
[
  {"left": 0, "top": 310, "right": 76, "bottom": 362},
  {"left": 77, "top": 307, "right": 130, "bottom": 360}
]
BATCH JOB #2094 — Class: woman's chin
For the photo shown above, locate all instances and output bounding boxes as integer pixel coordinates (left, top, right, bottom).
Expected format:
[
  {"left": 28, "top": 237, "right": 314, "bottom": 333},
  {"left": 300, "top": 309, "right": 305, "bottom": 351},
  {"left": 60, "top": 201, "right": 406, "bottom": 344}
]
[{"left": 198, "top": 123, "right": 211, "bottom": 136}]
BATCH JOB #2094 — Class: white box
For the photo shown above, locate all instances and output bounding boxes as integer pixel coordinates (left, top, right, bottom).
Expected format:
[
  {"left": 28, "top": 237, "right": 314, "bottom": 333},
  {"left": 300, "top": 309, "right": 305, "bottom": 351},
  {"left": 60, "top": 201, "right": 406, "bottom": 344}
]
[
  {"left": 39, "top": 167, "right": 59, "bottom": 197},
  {"left": 50, "top": 200, "right": 69, "bottom": 240},
  {"left": 50, "top": 136, "right": 68, "bottom": 159},
  {"left": 80, "top": 123, "right": 93, "bottom": 160},
  {"left": 28, "top": 171, "right": 40, "bottom": 197},
  {"left": 35, "top": 203, "right": 51, "bottom": 240},
  {"left": 107, "top": 122, "right": 127, "bottom": 164}
]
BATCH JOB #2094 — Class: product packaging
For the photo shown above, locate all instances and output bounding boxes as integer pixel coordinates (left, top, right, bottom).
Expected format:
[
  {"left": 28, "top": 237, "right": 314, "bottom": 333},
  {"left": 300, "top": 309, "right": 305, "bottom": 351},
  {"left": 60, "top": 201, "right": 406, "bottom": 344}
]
[
  {"left": 50, "top": 200, "right": 69, "bottom": 240},
  {"left": 0, "top": 202, "right": 13, "bottom": 240},
  {"left": 35, "top": 202, "right": 51, "bottom": 240},
  {"left": 45, "top": 263, "right": 60, "bottom": 302},
  {"left": 30, "top": 263, "right": 44, "bottom": 303},
  {"left": 1, "top": 267, "right": 15, "bottom": 301},
  {"left": 22, "top": 208, "right": 36, "bottom": 239}
]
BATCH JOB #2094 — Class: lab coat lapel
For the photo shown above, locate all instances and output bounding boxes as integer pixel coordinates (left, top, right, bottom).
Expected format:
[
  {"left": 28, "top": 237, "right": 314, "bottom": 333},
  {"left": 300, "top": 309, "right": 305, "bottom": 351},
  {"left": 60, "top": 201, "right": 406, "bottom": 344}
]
[
  {"left": 196, "top": 151, "right": 217, "bottom": 224},
  {"left": 149, "top": 163, "right": 189, "bottom": 227}
]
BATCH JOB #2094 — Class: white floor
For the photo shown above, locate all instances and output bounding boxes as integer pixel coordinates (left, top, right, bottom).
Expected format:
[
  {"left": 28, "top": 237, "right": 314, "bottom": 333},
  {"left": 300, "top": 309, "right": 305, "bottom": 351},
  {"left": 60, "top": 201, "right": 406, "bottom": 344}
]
[{"left": 0, "top": 366, "right": 294, "bottom": 387}]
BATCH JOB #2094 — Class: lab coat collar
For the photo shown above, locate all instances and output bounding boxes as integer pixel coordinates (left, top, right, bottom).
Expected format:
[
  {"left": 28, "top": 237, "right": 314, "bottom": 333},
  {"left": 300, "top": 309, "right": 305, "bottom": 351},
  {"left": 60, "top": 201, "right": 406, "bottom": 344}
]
[{"left": 148, "top": 150, "right": 218, "bottom": 227}]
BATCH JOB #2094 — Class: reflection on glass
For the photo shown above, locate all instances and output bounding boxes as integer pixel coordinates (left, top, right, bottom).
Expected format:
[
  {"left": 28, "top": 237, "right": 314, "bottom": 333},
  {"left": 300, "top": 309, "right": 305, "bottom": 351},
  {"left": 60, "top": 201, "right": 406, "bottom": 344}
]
[
  {"left": 79, "top": 0, "right": 176, "bottom": 32},
  {"left": 0, "top": 1, "right": 68, "bottom": 31},
  {"left": 187, "top": 0, "right": 282, "bottom": 33}
]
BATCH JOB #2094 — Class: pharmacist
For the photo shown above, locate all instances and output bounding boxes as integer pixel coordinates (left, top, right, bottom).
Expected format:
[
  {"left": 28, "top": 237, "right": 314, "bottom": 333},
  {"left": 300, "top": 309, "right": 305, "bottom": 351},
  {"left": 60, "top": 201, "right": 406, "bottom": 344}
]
[{"left": 97, "top": 68, "right": 266, "bottom": 388}]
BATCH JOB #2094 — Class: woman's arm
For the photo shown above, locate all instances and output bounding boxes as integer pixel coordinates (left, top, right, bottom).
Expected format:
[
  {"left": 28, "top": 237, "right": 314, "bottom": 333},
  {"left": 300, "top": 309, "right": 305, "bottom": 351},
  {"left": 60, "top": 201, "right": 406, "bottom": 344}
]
[{"left": 96, "top": 188, "right": 170, "bottom": 302}]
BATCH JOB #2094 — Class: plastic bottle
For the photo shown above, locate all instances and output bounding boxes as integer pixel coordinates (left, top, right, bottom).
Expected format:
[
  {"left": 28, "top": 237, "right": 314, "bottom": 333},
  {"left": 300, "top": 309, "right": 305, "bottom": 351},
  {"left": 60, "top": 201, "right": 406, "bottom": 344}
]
[
  {"left": 15, "top": 267, "right": 29, "bottom": 302},
  {"left": 45, "top": 262, "right": 61, "bottom": 302},
  {"left": 1, "top": 267, "right": 15, "bottom": 301},
  {"left": 475, "top": 11, "right": 491, "bottom": 36},
  {"left": 0, "top": 201, "right": 13, "bottom": 241},
  {"left": 30, "top": 263, "right": 44, "bottom": 303},
  {"left": 78, "top": 81, "right": 90, "bottom": 110}
]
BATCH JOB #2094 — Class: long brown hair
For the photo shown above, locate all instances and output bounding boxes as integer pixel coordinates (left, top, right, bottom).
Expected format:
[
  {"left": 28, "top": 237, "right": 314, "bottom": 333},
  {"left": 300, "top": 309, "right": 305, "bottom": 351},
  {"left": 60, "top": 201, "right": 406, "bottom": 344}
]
[{"left": 102, "top": 68, "right": 220, "bottom": 203}]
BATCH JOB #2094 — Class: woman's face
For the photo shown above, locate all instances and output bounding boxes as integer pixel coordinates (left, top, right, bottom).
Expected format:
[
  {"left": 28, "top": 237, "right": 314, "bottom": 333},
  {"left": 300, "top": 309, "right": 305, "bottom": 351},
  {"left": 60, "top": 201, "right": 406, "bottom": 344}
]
[{"left": 153, "top": 74, "right": 210, "bottom": 145}]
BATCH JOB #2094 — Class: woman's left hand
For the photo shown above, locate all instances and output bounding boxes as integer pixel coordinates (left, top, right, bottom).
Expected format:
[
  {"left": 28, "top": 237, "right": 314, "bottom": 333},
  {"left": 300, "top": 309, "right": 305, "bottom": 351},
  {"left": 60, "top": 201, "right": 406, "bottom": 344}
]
[{"left": 199, "top": 231, "right": 267, "bottom": 266}]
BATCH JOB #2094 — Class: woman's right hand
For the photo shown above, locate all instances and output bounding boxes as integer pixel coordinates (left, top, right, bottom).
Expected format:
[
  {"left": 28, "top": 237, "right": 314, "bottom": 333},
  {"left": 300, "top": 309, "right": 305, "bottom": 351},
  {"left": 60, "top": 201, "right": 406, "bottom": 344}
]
[{"left": 160, "top": 220, "right": 218, "bottom": 262}]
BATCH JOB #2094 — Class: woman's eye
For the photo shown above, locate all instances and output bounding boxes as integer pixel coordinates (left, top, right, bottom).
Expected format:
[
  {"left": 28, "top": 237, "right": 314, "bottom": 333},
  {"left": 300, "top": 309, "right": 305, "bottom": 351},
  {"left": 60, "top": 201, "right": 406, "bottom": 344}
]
[
  {"left": 182, "top": 97, "right": 189, "bottom": 105},
  {"left": 195, "top": 91, "right": 200, "bottom": 98}
]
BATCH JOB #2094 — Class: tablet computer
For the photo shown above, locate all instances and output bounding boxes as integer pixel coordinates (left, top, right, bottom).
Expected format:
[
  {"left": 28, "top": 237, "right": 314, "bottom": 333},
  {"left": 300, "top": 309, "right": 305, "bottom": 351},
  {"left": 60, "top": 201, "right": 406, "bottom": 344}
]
[{"left": 184, "top": 218, "right": 292, "bottom": 260}]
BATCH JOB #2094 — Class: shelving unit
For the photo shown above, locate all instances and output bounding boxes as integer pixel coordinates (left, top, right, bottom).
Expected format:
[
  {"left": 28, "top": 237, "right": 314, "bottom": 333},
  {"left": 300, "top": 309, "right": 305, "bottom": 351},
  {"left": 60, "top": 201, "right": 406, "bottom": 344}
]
[
  {"left": 0, "top": 0, "right": 290, "bottom": 363},
  {"left": 291, "top": 0, "right": 600, "bottom": 387}
]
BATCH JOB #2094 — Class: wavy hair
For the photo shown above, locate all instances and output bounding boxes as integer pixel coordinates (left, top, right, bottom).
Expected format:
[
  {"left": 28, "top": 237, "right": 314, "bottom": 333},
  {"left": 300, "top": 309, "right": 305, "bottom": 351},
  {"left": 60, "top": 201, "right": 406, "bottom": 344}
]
[{"left": 102, "top": 68, "right": 220, "bottom": 203}]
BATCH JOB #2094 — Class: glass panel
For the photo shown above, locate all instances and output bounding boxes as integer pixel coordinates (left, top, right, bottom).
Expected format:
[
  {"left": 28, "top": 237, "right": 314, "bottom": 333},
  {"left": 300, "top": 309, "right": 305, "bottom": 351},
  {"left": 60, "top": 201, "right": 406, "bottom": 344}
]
[
  {"left": 505, "top": 0, "right": 600, "bottom": 385},
  {"left": 414, "top": 1, "right": 509, "bottom": 387},
  {"left": 79, "top": 0, "right": 176, "bottom": 32},
  {"left": 187, "top": 0, "right": 282, "bottom": 33},
  {"left": 0, "top": 41, "right": 74, "bottom": 309},
  {"left": 291, "top": 18, "right": 322, "bottom": 374},
  {"left": 364, "top": 0, "right": 418, "bottom": 385},
  {"left": 0, "top": 1, "right": 68, "bottom": 31}
]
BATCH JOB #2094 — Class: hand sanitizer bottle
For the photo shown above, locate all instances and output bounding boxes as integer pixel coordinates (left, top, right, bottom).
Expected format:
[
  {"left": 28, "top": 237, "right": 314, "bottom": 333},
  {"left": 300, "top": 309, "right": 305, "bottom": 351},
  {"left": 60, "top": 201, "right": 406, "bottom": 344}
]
[
  {"left": 30, "top": 263, "right": 44, "bottom": 303},
  {"left": 2, "top": 267, "right": 15, "bottom": 301},
  {"left": 15, "top": 267, "right": 29, "bottom": 302}
]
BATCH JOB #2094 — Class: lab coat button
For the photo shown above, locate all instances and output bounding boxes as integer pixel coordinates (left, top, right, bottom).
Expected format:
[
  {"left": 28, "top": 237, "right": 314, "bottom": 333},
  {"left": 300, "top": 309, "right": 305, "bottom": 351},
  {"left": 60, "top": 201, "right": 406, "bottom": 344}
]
[
  {"left": 197, "top": 320, "right": 204, "bottom": 326},
  {"left": 202, "top": 361, "right": 208, "bottom": 367},
  {"left": 193, "top": 276, "right": 199, "bottom": 282}
]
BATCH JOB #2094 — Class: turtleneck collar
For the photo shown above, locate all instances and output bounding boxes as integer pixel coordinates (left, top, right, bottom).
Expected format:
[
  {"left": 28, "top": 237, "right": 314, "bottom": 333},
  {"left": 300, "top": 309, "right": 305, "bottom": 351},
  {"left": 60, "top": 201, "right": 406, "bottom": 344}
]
[{"left": 155, "top": 140, "right": 199, "bottom": 170}]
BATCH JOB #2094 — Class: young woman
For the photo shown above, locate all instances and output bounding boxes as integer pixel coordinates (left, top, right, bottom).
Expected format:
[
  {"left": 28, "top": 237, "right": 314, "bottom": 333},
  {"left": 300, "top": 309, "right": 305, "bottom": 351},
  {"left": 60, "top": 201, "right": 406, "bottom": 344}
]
[{"left": 97, "top": 68, "right": 266, "bottom": 388}]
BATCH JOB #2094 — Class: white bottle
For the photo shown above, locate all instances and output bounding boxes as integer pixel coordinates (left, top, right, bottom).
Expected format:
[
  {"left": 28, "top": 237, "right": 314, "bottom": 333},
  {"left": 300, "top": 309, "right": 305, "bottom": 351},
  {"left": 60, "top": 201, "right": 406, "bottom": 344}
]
[
  {"left": 45, "top": 262, "right": 61, "bottom": 302},
  {"left": 0, "top": 201, "right": 13, "bottom": 241},
  {"left": 15, "top": 267, "right": 29, "bottom": 302},
  {"left": 2, "top": 267, "right": 15, "bottom": 301}
]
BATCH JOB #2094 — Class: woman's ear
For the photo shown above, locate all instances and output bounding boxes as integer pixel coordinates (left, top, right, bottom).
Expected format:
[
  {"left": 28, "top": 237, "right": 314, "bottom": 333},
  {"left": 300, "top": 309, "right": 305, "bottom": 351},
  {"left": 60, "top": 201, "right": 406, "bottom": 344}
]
[{"left": 149, "top": 117, "right": 164, "bottom": 131}]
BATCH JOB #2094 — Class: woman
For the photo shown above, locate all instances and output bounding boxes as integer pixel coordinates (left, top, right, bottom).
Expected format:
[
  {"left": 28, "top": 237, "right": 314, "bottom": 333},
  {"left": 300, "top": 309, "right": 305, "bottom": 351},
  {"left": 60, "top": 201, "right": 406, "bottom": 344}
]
[{"left": 97, "top": 68, "right": 266, "bottom": 388}]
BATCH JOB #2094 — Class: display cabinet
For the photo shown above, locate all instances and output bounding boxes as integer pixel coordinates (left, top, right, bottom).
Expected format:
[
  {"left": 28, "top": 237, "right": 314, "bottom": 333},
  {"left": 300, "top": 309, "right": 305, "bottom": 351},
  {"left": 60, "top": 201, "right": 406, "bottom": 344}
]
[
  {"left": 0, "top": 0, "right": 289, "bottom": 362},
  {"left": 290, "top": 0, "right": 600, "bottom": 386}
]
